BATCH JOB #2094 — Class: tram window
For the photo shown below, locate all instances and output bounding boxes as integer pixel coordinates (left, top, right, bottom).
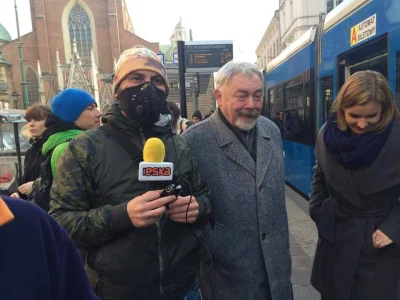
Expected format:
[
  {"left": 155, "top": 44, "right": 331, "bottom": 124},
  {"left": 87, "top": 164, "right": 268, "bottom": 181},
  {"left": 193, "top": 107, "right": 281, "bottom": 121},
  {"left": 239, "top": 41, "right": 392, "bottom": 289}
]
[
  {"left": 396, "top": 52, "right": 400, "bottom": 109},
  {"left": 302, "top": 81, "right": 314, "bottom": 145},
  {"left": 282, "top": 73, "right": 314, "bottom": 145},
  {"left": 321, "top": 77, "right": 333, "bottom": 123},
  {"left": 285, "top": 84, "right": 303, "bottom": 111},
  {"left": 268, "top": 86, "right": 284, "bottom": 128},
  {"left": 284, "top": 77, "right": 305, "bottom": 143}
]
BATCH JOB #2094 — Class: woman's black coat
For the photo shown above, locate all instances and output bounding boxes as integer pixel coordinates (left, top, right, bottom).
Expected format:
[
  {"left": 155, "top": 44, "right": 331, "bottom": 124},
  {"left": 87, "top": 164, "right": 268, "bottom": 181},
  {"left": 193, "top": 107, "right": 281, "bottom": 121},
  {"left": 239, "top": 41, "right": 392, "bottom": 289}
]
[{"left": 310, "top": 123, "right": 400, "bottom": 300}]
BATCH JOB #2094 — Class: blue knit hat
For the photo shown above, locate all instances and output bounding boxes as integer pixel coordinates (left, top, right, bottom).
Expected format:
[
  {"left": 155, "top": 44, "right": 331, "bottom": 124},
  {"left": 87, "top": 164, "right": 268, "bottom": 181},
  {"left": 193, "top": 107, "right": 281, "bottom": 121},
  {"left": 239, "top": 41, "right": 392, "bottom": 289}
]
[{"left": 50, "top": 88, "right": 96, "bottom": 123}]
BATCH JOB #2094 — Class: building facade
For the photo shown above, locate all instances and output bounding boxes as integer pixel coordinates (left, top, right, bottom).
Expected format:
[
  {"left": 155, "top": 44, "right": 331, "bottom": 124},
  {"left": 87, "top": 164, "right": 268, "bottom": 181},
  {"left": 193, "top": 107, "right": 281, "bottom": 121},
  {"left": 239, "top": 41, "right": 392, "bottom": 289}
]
[
  {"left": 326, "top": 0, "right": 344, "bottom": 13},
  {"left": 1, "top": 0, "right": 159, "bottom": 109},
  {"left": 256, "top": 10, "right": 280, "bottom": 70},
  {"left": 256, "top": 0, "right": 326, "bottom": 70},
  {"left": 279, "top": 0, "right": 325, "bottom": 50},
  {"left": 0, "top": 24, "right": 13, "bottom": 108}
]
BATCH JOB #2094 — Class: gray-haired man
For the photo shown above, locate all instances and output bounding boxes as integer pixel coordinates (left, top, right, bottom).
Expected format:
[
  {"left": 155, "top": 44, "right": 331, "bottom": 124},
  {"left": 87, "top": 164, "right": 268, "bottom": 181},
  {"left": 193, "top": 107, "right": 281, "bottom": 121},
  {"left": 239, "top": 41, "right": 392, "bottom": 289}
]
[{"left": 183, "top": 61, "right": 292, "bottom": 300}]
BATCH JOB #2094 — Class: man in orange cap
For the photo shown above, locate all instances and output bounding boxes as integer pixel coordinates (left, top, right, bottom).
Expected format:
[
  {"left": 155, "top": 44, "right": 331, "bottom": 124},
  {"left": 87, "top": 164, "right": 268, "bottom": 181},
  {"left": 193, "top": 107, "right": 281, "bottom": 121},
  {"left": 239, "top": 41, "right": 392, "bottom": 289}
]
[{"left": 50, "top": 46, "right": 211, "bottom": 300}]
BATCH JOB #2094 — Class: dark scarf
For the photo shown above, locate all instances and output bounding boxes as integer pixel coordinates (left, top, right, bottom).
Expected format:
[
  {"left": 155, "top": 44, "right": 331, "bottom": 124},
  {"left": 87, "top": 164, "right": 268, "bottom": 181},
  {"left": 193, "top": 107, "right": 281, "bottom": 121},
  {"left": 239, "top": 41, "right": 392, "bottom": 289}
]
[
  {"left": 42, "top": 112, "right": 80, "bottom": 143},
  {"left": 218, "top": 108, "right": 257, "bottom": 161},
  {"left": 324, "top": 115, "right": 392, "bottom": 169}
]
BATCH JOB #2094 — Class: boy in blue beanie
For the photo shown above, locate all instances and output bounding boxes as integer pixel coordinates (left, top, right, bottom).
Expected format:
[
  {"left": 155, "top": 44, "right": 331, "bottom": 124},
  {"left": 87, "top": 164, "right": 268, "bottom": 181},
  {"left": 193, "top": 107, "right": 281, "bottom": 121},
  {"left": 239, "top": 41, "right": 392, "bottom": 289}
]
[
  {"left": 45, "top": 88, "right": 102, "bottom": 177},
  {"left": 29, "top": 88, "right": 102, "bottom": 211},
  {"left": 0, "top": 196, "right": 98, "bottom": 299}
]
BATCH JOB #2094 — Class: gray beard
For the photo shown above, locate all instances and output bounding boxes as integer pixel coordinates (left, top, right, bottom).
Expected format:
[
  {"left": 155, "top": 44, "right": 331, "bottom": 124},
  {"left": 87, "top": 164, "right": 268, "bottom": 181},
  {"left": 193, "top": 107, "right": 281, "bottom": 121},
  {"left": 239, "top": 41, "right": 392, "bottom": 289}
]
[{"left": 235, "top": 117, "right": 258, "bottom": 131}]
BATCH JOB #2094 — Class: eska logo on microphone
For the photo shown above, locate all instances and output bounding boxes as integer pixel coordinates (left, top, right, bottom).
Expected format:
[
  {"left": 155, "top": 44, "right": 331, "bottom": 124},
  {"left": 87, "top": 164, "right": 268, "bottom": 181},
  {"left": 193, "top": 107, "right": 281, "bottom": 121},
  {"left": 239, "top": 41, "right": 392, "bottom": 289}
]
[{"left": 142, "top": 167, "right": 172, "bottom": 177}]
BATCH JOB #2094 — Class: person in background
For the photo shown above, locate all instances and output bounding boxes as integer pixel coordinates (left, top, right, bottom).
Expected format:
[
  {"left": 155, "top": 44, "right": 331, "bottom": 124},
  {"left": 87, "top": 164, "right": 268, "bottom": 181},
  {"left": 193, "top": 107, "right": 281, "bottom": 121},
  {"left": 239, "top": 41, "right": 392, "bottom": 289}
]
[
  {"left": 28, "top": 88, "right": 102, "bottom": 212},
  {"left": 100, "top": 103, "right": 113, "bottom": 125},
  {"left": 192, "top": 110, "right": 202, "bottom": 123},
  {"left": 11, "top": 104, "right": 51, "bottom": 199},
  {"left": 310, "top": 70, "right": 400, "bottom": 300},
  {"left": 183, "top": 61, "right": 292, "bottom": 300},
  {"left": 168, "top": 100, "right": 194, "bottom": 134},
  {"left": 0, "top": 195, "right": 98, "bottom": 299},
  {"left": 204, "top": 109, "right": 215, "bottom": 119}
]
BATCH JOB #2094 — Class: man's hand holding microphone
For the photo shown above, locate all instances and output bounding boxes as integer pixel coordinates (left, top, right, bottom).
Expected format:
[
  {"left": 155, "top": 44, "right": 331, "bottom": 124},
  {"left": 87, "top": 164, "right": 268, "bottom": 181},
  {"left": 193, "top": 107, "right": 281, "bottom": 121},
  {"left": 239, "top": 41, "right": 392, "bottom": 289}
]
[{"left": 127, "top": 138, "right": 199, "bottom": 227}]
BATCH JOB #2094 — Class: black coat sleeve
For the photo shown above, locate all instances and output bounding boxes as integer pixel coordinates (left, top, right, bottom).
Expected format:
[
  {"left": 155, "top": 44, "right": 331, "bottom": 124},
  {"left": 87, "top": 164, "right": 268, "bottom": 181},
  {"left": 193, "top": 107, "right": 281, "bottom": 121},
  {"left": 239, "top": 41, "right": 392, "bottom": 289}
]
[
  {"left": 309, "top": 163, "right": 337, "bottom": 242},
  {"left": 379, "top": 201, "right": 400, "bottom": 244},
  {"left": 309, "top": 163, "right": 329, "bottom": 221}
]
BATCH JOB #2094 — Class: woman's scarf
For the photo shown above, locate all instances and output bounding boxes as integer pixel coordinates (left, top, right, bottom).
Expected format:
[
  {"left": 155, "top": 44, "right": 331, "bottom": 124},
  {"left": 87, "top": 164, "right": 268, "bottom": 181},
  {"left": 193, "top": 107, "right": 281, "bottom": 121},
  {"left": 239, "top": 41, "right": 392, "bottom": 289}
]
[{"left": 324, "top": 115, "right": 392, "bottom": 169}]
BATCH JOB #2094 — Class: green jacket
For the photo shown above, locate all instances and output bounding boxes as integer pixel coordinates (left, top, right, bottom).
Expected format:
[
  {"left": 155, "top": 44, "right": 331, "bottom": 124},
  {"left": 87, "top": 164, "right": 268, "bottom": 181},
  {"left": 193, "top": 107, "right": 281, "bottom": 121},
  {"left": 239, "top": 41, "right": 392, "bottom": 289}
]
[
  {"left": 42, "top": 129, "right": 83, "bottom": 177},
  {"left": 49, "top": 103, "right": 211, "bottom": 299}
]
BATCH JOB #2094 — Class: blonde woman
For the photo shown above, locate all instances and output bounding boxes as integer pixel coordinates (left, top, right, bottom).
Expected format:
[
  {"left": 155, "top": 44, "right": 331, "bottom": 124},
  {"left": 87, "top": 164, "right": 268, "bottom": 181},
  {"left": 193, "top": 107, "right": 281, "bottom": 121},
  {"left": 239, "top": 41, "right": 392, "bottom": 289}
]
[{"left": 310, "top": 70, "right": 400, "bottom": 300}]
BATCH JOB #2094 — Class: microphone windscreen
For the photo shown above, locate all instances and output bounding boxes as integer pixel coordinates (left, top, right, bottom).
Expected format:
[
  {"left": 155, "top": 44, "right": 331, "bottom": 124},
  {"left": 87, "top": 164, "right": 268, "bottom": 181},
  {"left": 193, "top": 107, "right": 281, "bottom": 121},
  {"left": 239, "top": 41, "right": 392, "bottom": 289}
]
[{"left": 143, "top": 138, "right": 165, "bottom": 162}]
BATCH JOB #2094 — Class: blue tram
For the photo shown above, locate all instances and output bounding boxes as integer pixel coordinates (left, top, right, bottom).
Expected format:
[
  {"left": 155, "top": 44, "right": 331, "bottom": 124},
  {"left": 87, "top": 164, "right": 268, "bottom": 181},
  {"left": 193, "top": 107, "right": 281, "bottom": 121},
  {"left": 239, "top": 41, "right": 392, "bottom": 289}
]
[{"left": 264, "top": 0, "right": 400, "bottom": 197}]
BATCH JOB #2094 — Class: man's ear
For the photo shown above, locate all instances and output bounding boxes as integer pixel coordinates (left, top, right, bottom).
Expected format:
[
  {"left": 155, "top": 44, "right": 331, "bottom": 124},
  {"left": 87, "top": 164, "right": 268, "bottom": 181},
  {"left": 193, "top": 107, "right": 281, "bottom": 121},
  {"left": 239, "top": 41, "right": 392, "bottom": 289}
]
[{"left": 214, "top": 89, "right": 223, "bottom": 107}]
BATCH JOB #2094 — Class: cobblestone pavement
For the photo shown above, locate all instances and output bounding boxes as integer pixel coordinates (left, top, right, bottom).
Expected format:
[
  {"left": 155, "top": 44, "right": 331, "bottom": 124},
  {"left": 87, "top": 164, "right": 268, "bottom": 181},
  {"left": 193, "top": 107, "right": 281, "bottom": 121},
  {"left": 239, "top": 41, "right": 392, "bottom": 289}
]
[{"left": 286, "top": 186, "right": 320, "bottom": 300}]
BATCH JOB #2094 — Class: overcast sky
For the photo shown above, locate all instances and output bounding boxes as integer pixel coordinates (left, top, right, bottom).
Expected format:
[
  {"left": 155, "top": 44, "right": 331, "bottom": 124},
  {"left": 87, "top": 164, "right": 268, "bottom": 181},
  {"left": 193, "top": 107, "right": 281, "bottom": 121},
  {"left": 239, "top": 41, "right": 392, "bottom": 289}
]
[{"left": 0, "top": 0, "right": 279, "bottom": 62}]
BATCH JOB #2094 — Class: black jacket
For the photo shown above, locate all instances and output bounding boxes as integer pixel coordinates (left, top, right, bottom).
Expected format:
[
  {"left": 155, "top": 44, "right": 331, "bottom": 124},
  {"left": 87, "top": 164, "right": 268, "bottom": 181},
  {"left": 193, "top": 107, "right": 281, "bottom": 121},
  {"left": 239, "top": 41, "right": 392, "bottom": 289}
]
[
  {"left": 11, "top": 139, "right": 45, "bottom": 199},
  {"left": 50, "top": 103, "right": 212, "bottom": 300},
  {"left": 23, "top": 138, "right": 45, "bottom": 184}
]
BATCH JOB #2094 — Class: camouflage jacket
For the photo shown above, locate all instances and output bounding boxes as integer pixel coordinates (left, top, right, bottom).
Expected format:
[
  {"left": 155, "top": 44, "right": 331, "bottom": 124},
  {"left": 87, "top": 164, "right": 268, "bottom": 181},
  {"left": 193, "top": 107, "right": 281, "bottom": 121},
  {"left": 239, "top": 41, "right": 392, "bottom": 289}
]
[
  {"left": 49, "top": 103, "right": 211, "bottom": 299},
  {"left": 29, "top": 129, "right": 83, "bottom": 212}
]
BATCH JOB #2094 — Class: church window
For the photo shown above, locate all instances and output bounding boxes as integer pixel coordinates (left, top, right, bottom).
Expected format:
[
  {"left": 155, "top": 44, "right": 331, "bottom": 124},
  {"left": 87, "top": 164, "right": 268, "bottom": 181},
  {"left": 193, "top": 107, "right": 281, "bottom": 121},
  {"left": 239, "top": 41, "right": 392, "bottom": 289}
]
[
  {"left": 26, "top": 68, "right": 39, "bottom": 105},
  {"left": 0, "top": 67, "right": 7, "bottom": 82},
  {"left": 68, "top": 5, "right": 92, "bottom": 64},
  {"left": 0, "top": 67, "right": 7, "bottom": 92}
]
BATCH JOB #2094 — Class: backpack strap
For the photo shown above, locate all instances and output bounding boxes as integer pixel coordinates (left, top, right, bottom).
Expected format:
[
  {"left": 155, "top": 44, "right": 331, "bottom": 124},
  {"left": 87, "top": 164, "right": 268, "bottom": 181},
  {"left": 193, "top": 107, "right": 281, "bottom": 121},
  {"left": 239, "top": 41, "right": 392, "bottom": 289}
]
[
  {"left": 99, "top": 123, "right": 143, "bottom": 163},
  {"left": 51, "top": 142, "right": 69, "bottom": 178},
  {"left": 28, "top": 148, "right": 54, "bottom": 212}
]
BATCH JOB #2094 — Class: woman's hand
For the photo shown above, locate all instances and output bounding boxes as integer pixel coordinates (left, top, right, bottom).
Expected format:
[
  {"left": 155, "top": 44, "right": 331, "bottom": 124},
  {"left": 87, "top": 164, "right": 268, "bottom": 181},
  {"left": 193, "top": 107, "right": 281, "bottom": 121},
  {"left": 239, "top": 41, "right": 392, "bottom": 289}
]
[
  {"left": 18, "top": 181, "right": 34, "bottom": 195},
  {"left": 10, "top": 192, "right": 20, "bottom": 198},
  {"left": 373, "top": 229, "right": 393, "bottom": 248}
]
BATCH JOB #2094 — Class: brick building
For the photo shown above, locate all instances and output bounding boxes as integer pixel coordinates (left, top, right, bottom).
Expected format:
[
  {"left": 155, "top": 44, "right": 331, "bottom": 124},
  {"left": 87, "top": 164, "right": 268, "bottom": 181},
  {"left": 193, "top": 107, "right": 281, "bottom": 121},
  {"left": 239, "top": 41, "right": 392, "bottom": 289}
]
[{"left": 0, "top": 0, "right": 159, "bottom": 109}]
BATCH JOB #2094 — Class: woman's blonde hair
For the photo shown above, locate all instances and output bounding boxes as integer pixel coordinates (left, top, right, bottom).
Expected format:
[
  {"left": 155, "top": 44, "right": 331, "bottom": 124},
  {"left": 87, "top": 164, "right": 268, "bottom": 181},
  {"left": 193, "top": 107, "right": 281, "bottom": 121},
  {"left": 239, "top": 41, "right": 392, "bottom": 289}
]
[{"left": 331, "top": 70, "right": 400, "bottom": 132}]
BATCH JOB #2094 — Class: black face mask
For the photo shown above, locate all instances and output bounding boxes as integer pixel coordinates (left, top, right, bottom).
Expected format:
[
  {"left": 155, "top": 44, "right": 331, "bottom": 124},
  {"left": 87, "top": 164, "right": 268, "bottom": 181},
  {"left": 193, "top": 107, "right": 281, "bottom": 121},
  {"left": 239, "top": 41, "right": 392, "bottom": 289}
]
[{"left": 118, "top": 82, "right": 167, "bottom": 126}]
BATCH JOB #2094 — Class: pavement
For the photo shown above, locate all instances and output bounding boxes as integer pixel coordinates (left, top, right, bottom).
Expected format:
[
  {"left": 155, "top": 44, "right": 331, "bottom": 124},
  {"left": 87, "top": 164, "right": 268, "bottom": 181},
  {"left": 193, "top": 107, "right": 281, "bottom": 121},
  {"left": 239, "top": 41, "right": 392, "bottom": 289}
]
[{"left": 286, "top": 186, "right": 321, "bottom": 300}]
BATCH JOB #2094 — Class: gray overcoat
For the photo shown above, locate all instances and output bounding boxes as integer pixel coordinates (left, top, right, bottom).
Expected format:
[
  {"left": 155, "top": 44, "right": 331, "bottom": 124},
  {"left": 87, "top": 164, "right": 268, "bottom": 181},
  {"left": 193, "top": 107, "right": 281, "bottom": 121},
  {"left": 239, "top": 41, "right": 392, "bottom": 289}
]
[{"left": 183, "top": 112, "right": 292, "bottom": 300}]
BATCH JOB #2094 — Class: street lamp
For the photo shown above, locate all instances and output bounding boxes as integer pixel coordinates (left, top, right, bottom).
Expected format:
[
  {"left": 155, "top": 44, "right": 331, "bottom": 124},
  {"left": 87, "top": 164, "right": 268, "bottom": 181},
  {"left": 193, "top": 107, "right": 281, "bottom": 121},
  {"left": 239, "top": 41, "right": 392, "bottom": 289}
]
[
  {"left": 14, "top": 0, "right": 29, "bottom": 109},
  {"left": 11, "top": 91, "right": 19, "bottom": 109}
]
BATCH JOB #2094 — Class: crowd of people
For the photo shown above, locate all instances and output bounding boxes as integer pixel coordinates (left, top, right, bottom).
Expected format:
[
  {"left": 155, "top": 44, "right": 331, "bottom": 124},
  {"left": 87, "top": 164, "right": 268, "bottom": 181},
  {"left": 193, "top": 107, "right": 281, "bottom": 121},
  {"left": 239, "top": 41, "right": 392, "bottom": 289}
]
[{"left": 0, "top": 45, "right": 399, "bottom": 300}]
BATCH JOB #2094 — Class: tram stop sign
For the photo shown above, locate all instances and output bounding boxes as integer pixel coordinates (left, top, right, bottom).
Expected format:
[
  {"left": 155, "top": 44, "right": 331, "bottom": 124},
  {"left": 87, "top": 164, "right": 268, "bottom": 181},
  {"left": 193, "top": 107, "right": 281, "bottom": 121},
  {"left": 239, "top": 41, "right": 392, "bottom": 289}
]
[{"left": 184, "top": 41, "right": 233, "bottom": 73}]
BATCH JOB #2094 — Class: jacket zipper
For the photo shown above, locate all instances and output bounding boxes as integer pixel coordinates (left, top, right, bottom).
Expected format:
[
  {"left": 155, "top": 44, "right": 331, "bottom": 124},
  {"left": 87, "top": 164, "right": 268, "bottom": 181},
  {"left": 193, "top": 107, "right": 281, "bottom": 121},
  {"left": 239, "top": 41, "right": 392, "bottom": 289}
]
[
  {"left": 157, "top": 221, "right": 164, "bottom": 298},
  {"left": 140, "top": 127, "right": 165, "bottom": 298},
  {"left": 139, "top": 127, "right": 146, "bottom": 145}
]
